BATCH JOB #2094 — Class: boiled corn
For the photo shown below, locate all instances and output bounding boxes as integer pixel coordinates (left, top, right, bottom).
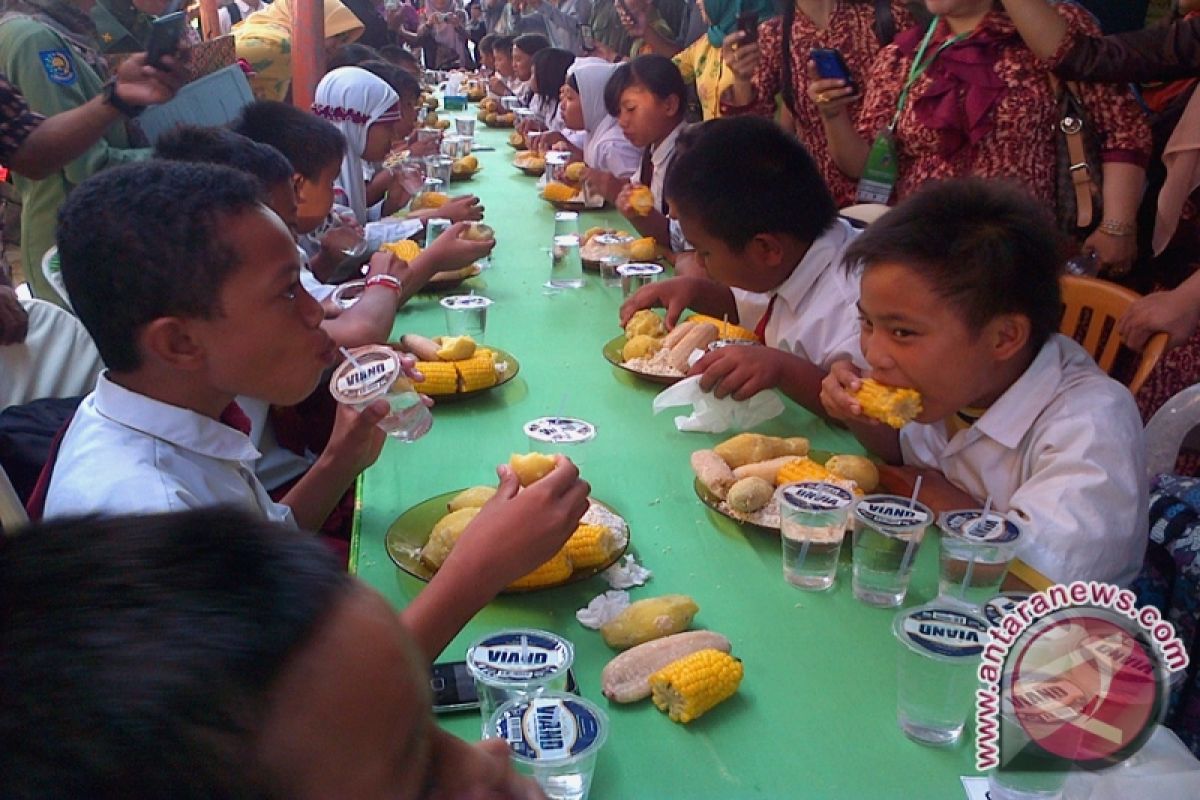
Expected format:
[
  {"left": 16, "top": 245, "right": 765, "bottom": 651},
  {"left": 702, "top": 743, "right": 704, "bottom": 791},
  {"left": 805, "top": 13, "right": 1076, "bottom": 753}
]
[
  {"left": 436, "top": 336, "right": 477, "bottom": 361},
  {"left": 775, "top": 457, "right": 834, "bottom": 486},
  {"left": 543, "top": 182, "right": 579, "bottom": 203},
  {"left": 854, "top": 379, "right": 923, "bottom": 429},
  {"left": 686, "top": 314, "right": 757, "bottom": 342},
  {"left": 454, "top": 351, "right": 498, "bottom": 391},
  {"left": 382, "top": 239, "right": 422, "bottom": 261},
  {"left": 629, "top": 185, "right": 654, "bottom": 216},
  {"left": 508, "top": 549, "right": 573, "bottom": 590},
  {"left": 564, "top": 524, "right": 616, "bottom": 569},
  {"left": 649, "top": 648, "right": 743, "bottom": 723},
  {"left": 415, "top": 361, "right": 459, "bottom": 395}
]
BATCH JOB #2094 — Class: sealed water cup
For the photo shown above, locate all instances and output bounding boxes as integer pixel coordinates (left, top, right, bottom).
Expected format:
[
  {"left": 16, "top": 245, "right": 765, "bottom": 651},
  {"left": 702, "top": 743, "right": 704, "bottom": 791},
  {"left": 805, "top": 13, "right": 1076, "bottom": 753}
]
[
  {"left": 893, "top": 602, "right": 989, "bottom": 746},
  {"left": 328, "top": 345, "right": 433, "bottom": 442},
  {"left": 851, "top": 494, "right": 933, "bottom": 608},
  {"left": 779, "top": 481, "right": 855, "bottom": 591},
  {"left": 525, "top": 417, "right": 596, "bottom": 466},
  {"left": 616, "top": 262, "right": 662, "bottom": 297},
  {"left": 455, "top": 116, "right": 476, "bottom": 138},
  {"left": 440, "top": 294, "right": 492, "bottom": 339},
  {"left": 938, "top": 510, "right": 1024, "bottom": 608},
  {"left": 467, "top": 629, "right": 574, "bottom": 732},
  {"left": 331, "top": 279, "right": 367, "bottom": 310},
  {"left": 487, "top": 692, "right": 608, "bottom": 800}
]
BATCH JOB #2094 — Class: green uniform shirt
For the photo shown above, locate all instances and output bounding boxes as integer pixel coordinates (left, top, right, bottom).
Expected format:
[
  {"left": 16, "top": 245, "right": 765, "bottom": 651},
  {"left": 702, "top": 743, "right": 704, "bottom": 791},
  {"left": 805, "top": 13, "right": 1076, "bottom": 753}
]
[{"left": 0, "top": 15, "right": 147, "bottom": 306}]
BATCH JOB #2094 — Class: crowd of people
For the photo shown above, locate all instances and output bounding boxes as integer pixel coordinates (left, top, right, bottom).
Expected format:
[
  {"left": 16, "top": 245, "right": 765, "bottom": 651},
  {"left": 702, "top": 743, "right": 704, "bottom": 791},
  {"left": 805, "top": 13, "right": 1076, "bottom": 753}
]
[{"left": 2, "top": 0, "right": 1200, "bottom": 795}]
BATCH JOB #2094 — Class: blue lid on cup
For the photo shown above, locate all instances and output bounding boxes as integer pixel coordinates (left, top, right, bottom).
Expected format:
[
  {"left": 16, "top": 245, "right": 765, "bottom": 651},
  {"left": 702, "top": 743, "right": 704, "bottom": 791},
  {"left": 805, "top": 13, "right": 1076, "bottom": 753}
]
[
  {"left": 983, "top": 592, "right": 1031, "bottom": 627},
  {"left": 893, "top": 603, "right": 989, "bottom": 660},
  {"left": 853, "top": 494, "right": 933, "bottom": 531},
  {"left": 941, "top": 510, "right": 1022, "bottom": 544},
  {"left": 779, "top": 481, "right": 854, "bottom": 513},
  {"left": 489, "top": 693, "right": 608, "bottom": 764},
  {"left": 466, "top": 629, "right": 574, "bottom": 683}
]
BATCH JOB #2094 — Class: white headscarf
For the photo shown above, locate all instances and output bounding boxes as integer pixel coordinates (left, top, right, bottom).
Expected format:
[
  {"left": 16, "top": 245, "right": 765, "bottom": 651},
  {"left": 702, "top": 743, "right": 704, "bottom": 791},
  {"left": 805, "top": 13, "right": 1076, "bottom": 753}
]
[
  {"left": 568, "top": 61, "right": 639, "bottom": 179},
  {"left": 313, "top": 67, "right": 400, "bottom": 223}
]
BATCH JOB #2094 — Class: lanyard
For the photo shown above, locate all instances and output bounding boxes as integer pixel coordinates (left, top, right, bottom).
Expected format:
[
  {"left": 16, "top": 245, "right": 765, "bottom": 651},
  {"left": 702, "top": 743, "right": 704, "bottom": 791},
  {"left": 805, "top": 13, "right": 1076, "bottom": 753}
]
[{"left": 890, "top": 17, "right": 970, "bottom": 130}]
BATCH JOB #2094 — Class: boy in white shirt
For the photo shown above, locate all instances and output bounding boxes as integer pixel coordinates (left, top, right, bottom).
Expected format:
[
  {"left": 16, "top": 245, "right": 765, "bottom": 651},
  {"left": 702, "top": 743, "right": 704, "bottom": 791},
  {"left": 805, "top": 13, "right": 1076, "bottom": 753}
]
[
  {"left": 821, "top": 179, "right": 1147, "bottom": 586},
  {"left": 43, "top": 161, "right": 591, "bottom": 659},
  {"left": 619, "top": 116, "right": 862, "bottom": 414}
]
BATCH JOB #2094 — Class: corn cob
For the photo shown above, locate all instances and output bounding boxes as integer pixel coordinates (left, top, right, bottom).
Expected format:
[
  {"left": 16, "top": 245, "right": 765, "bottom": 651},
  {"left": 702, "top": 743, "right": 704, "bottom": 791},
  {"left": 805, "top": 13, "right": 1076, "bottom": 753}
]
[
  {"left": 564, "top": 161, "right": 587, "bottom": 182},
  {"left": 411, "top": 191, "right": 450, "bottom": 210},
  {"left": 629, "top": 237, "right": 657, "bottom": 261},
  {"left": 775, "top": 457, "right": 834, "bottom": 486},
  {"left": 629, "top": 185, "right": 654, "bottom": 216},
  {"left": 454, "top": 351, "right": 498, "bottom": 391},
  {"left": 542, "top": 182, "right": 579, "bottom": 203},
  {"left": 436, "top": 335, "right": 477, "bottom": 361},
  {"left": 382, "top": 239, "right": 422, "bottom": 261},
  {"left": 415, "top": 361, "right": 459, "bottom": 395},
  {"left": 564, "top": 524, "right": 616, "bottom": 569},
  {"left": 686, "top": 314, "right": 757, "bottom": 342},
  {"left": 853, "top": 379, "right": 923, "bottom": 429},
  {"left": 508, "top": 549, "right": 573, "bottom": 590},
  {"left": 649, "top": 648, "right": 744, "bottom": 723}
]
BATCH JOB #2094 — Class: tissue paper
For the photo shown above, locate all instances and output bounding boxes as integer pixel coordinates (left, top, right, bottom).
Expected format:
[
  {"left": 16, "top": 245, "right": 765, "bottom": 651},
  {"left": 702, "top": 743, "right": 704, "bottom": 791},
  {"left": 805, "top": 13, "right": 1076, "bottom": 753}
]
[
  {"left": 653, "top": 375, "right": 785, "bottom": 433},
  {"left": 576, "top": 590, "right": 630, "bottom": 629}
]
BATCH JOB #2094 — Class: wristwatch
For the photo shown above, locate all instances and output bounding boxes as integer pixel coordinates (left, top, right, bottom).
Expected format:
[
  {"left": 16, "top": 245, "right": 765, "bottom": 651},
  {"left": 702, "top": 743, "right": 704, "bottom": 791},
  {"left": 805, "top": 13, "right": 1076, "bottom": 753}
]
[{"left": 101, "top": 79, "right": 145, "bottom": 118}]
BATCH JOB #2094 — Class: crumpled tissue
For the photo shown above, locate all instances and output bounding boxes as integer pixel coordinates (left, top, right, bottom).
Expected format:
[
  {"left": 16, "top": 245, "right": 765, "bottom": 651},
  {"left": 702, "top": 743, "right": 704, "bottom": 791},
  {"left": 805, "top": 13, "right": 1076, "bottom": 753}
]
[
  {"left": 602, "top": 554, "right": 652, "bottom": 589},
  {"left": 576, "top": 590, "right": 630, "bottom": 629},
  {"left": 652, "top": 375, "right": 785, "bottom": 433}
]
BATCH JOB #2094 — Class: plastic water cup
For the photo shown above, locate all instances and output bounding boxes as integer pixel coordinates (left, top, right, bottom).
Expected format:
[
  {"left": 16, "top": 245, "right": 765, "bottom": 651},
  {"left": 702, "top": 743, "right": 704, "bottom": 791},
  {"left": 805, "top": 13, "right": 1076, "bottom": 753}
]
[
  {"left": 501, "top": 95, "right": 524, "bottom": 112},
  {"left": 424, "top": 155, "right": 452, "bottom": 185},
  {"left": 331, "top": 279, "right": 366, "bottom": 309},
  {"left": 467, "top": 629, "right": 574, "bottom": 734},
  {"left": 545, "top": 151, "right": 571, "bottom": 184},
  {"left": 441, "top": 134, "right": 466, "bottom": 159},
  {"left": 617, "top": 262, "right": 663, "bottom": 297},
  {"left": 938, "top": 510, "right": 1024, "bottom": 608},
  {"left": 779, "top": 481, "right": 855, "bottom": 591},
  {"left": 893, "top": 602, "right": 989, "bottom": 746},
  {"left": 987, "top": 699, "right": 1074, "bottom": 799},
  {"left": 416, "top": 127, "right": 442, "bottom": 145},
  {"left": 525, "top": 416, "right": 596, "bottom": 468},
  {"left": 328, "top": 345, "right": 433, "bottom": 442},
  {"left": 425, "top": 216, "right": 452, "bottom": 248},
  {"left": 455, "top": 116, "right": 476, "bottom": 138},
  {"left": 549, "top": 211, "right": 583, "bottom": 289},
  {"left": 486, "top": 692, "right": 607, "bottom": 800},
  {"left": 440, "top": 294, "right": 492, "bottom": 340},
  {"left": 851, "top": 494, "right": 933, "bottom": 608}
]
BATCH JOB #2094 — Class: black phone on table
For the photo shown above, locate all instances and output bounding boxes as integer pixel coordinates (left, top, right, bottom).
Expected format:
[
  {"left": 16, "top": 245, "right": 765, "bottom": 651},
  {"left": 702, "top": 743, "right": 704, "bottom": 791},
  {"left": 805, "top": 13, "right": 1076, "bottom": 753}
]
[
  {"left": 145, "top": 11, "right": 187, "bottom": 68},
  {"left": 431, "top": 662, "right": 580, "bottom": 714},
  {"left": 579, "top": 23, "right": 596, "bottom": 53},
  {"left": 736, "top": 11, "right": 758, "bottom": 44},
  {"left": 811, "top": 47, "right": 858, "bottom": 94}
]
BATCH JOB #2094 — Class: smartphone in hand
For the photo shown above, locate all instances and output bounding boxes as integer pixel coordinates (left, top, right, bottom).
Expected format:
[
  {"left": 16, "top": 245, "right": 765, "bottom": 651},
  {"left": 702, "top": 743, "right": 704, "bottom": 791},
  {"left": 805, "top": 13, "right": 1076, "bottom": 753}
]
[
  {"left": 811, "top": 47, "right": 858, "bottom": 94},
  {"left": 146, "top": 11, "right": 187, "bottom": 69},
  {"left": 580, "top": 23, "right": 596, "bottom": 53},
  {"left": 736, "top": 11, "right": 758, "bottom": 44}
]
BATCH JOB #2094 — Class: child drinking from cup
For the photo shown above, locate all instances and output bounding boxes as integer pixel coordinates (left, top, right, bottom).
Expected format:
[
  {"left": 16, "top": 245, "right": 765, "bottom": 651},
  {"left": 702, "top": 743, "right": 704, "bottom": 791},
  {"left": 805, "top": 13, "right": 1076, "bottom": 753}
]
[{"left": 820, "top": 178, "right": 1147, "bottom": 586}]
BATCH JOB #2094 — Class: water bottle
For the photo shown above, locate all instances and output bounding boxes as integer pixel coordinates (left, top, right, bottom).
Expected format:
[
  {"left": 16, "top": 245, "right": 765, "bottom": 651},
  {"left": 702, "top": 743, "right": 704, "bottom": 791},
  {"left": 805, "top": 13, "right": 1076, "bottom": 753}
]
[
  {"left": 1064, "top": 250, "right": 1100, "bottom": 277},
  {"left": 548, "top": 211, "right": 584, "bottom": 289}
]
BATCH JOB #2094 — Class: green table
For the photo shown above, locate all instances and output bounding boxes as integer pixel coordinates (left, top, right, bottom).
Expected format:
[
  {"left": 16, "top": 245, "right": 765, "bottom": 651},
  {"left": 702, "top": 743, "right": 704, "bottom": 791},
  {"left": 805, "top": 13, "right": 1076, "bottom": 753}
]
[{"left": 353, "top": 116, "right": 980, "bottom": 798}]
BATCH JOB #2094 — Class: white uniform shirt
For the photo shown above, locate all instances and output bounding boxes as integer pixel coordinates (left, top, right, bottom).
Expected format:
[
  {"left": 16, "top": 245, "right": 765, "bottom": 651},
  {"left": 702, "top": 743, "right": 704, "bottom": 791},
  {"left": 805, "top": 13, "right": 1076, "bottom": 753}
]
[
  {"left": 633, "top": 121, "right": 683, "bottom": 214},
  {"left": 900, "top": 334, "right": 1148, "bottom": 587},
  {"left": 731, "top": 218, "right": 864, "bottom": 370},
  {"left": 44, "top": 373, "right": 296, "bottom": 527}
]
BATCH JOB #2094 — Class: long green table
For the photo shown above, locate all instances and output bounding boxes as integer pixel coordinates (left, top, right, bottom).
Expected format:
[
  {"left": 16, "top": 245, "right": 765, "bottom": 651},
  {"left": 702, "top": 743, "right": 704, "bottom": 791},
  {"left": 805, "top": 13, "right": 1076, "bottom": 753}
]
[{"left": 353, "top": 113, "right": 980, "bottom": 798}]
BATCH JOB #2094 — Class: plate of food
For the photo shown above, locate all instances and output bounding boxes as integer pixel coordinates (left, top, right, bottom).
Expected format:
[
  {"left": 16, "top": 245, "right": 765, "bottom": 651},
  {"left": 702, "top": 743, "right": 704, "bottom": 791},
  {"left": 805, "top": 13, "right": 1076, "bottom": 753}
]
[
  {"left": 423, "top": 264, "right": 483, "bottom": 292},
  {"left": 386, "top": 484, "right": 630, "bottom": 592},
  {"left": 541, "top": 181, "right": 604, "bottom": 211},
  {"left": 482, "top": 112, "right": 515, "bottom": 128},
  {"left": 512, "top": 151, "right": 545, "bottom": 176},
  {"left": 399, "top": 334, "right": 520, "bottom": 401},
  {"left": 690, "top": 435, "right": 878, "bottom": 531},
  {"left": 603, "top": 311, "right": 760, "bottom": 385},
  {"left": 579, "top": 228, "right": 657, "bottom": 271},
  {"left": 508, "top": 131, "right": 528, "bottom": 150},
  {"left": 449, "top": 155, "right": 482, "bottom": 181}
]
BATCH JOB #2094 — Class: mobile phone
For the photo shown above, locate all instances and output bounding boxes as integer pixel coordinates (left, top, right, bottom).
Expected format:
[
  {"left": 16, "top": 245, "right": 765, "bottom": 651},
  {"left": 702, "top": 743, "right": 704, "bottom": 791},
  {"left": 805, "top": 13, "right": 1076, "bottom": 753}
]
[
  {"left": 811, "top": 47, "right": 857, "bottom": 94},
  {"left": 579, "top": 23, "right": 596, "bottom": 53},
  {"left": 431, "top": 662, "right": 580, "bottom": 714},
  {"left": 736, "top": 10, "right": 758, "bottom": 44},
  {"left": 146, "top": 11, "right": 187, "bottom": 68}
]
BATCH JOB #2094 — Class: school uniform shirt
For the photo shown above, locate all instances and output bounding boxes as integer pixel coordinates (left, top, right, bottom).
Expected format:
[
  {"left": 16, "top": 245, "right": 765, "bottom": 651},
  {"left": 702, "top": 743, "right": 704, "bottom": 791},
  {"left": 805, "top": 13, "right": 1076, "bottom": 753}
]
[
  {"left": 238, "top": 395, "right": 316, "bottom": 492},
  {"left": 899, "top": 334, "right": 1148, "bottom": 587},
  {"left": 218, "top": 0, "right": 260, "bottom": 36},
  {"left": 43, "top": 372, "right": 297, "bottom": 526},
  {"left": 633, "top": 120, "right": 683, "bottom": 214},
  {"left": 730, "top": 217, "right": 863, "bottom": 370}
]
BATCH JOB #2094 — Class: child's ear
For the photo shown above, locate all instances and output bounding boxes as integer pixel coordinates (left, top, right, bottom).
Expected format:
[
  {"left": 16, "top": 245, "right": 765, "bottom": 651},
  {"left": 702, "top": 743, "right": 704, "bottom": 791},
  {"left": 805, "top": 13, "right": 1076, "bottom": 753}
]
[
  {"left": 139, "top": 318, "right": 208, "bottom": 372},
  {"left": 664, "top": 93, "right": 681, "bottom": 119},
  {"left": 988, "top": 313, "right": 1032, "bottom": 362},
  {"left": 748, "top": 233, "right": 785, "bottom": 268},
  {"left": 292, "top": 173, "right": 309, "bottom": 205}
]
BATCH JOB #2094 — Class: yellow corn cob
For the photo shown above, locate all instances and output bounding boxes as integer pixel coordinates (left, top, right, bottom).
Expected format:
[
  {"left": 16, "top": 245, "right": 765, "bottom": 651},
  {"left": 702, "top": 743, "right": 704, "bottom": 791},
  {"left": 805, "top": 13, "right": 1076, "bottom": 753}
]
[
  {"left": 382, "top": 239, "right": 422, "bottom": 261},
  {"left": 508, "top": 549, "right": 573, "bottom": 590},
  {"left": 629, "top": 237, "right": 656, "bottom": 261},
  {"left": 629, "top": 185, "right": 654, "bottom": 216},
  {"left": 564, "top": 524, "right": 616, "bottom": 569},
  {"left": 543, "top": 182, "right": 579, "bottom": 203},
  {"left": 436, "top": 335, "right": 477, "bottom": 361},
  {"left": 775, "top": 457, "right": 834, "bottom": 486},
  {"left": 686, "top": 314, "right": 757, "bottom": 342},
  {"left": 454, "top": 351, "right": 498, "bottom": 391},
  {"left": 415, "top": 361, "right": 459, "bottom": 395},
  {"left": 649, "top": 648, "right": 744, "bottom": 724},
  {"left": 853, "top": 379, "right": 923, "bottom": 429},
  {"left": 411, "top": 191, "right": 450, "bottom": 211},
  {"left": 563, "top": 161, "right": 587, "bottom": 182}
]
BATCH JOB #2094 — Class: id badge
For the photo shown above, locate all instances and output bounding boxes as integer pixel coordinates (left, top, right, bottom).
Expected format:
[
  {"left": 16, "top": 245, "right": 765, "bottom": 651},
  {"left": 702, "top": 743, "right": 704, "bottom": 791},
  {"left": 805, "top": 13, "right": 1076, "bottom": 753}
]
[{"left": 856, "top": 130, "right": 899, "bottom": 205}]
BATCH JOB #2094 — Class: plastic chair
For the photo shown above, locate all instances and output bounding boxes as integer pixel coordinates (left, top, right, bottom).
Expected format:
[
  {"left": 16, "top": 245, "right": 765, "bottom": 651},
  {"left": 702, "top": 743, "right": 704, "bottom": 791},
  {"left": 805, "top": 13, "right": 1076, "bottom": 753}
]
[
  {"left": 0, "top": 463, "right": 28, "bottom": 535},
  {"left": 0, "top": 298, "right": 103, "bottom": 410},
  {"left": 1145, "top": 385, "right": 1200, "bottom": 480},
  {"left": 1060, "top": 275, "right": 1169, "bottom": 395},
  {"left": 40, "top": 246, "right": 70, "bottom": 310}
]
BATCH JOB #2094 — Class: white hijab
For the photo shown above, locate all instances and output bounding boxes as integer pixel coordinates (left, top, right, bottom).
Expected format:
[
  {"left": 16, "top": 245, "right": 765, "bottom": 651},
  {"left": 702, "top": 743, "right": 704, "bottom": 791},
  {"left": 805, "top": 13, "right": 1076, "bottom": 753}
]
[
  {"left": 568, "top": 61, "right": 639, "bottom": 179},
  {"left": 313, "top": 67, "right": 400, "bottom": 223}
]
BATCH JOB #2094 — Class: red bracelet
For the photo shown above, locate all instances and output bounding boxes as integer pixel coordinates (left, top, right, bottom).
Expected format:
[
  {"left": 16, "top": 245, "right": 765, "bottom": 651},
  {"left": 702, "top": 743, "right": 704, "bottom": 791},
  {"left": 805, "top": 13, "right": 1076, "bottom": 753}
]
[{"left": 365, "top": 274, "right": 403, "bottom": 295}]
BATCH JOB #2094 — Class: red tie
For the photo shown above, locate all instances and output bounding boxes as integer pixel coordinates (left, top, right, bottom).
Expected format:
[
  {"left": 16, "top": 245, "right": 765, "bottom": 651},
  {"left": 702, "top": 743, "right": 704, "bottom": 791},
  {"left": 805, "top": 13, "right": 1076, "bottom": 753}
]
[
  {"left": 754, "top": 295, "right": 778, "bottom": 344},
  {"left": 219, "top": 402, "right": 253, "bottom": 436}
]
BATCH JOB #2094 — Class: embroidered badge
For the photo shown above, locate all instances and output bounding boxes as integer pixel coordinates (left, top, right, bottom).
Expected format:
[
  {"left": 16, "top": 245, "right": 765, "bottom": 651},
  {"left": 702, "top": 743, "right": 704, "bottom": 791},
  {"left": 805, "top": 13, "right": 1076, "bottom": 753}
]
[{"left": 39, "top": 50, "right": 76, "bottom": 86}]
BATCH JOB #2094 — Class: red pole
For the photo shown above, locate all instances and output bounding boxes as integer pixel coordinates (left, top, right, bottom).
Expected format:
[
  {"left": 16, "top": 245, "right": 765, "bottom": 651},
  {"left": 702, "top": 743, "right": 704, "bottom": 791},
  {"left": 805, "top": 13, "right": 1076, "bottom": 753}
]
[
  {"left": 197, "top": 0, "right": 220, "bottom": 40},
  {"left": 291, "top": 0, "right": 325, "bottom": 110}
]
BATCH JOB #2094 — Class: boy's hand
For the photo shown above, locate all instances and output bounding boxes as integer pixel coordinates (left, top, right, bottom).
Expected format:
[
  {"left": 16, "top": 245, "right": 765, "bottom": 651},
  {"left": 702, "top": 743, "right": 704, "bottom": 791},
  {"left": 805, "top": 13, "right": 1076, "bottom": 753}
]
[
  {"left": 619, "top": 275, "right": 720, "bottom": 329},
  {"left": 819, "top": 360, "right": 878, "bottom": 424},
  {"left": 324, "top": 399, "right": 388, "bottom": 476},
  {"left": 450, "top": 456, "right": 590, "bottom": 590},
  {"left": 876, "top": 466, "right": 978, "bottom": 515},
  {"left": 424, "top": 221, "right": 495, "bottom": 270},
  {"left": 425, "top": 738, "right": 545, "bottom": 800},
  {"left": 407, "top": 134, "right": 442, "bottom": 158},
  {"left": 438, "top": 195, "right": 485, "bottom": 222},
  {"left": 690, "top": 345, "right": 785, "bottom": 400},
  {"left": 587, "top": 169, "right": 627, "bottom": 205}
]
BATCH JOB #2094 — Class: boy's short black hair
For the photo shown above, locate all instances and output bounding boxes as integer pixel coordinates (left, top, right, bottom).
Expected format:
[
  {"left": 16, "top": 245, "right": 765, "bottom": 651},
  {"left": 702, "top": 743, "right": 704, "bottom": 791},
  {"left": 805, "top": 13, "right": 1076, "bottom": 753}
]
[
  {"left": 0, "top": 510, "right": 351, "bottom": 799},
  {"left": 478, "top": 33, "right": 496, "bottom": 54},
  {"left": 513, "top": 33, "right": 550, "bottom": 56},
  {"left": 232, "top": 100, "right": 346, "bottom": 181},
  {"left": 153, "top": 125, "right": 294, "bottom": 192},
  {"left": 57, "top": 161, "right": 266, "bottom": 372},
  {"left": 492, "top": 34, "right": 515, "bottom": 55},
  {"left": 603, "top": 53, "right": 687, "bottom": 118},
  {"left": 326, "top": 41, "right": 381, "bottom": 70},
  {"left": 379, "top": 43, "right": 419, "bottom": 67},
  {"left": 844, "top": 178, "right": 1066, "bottom": 349},
  {"left": 358, "top": 59, "right": 422, "bottom": 105},
  {"left": 665, "top": 116, "right": 837, "bottom": 250}
]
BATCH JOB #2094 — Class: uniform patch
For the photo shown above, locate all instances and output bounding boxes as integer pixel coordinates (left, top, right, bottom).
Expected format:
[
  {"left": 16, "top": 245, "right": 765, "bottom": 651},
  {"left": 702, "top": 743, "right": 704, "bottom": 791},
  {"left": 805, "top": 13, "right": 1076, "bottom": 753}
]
[{"left": 39, "top": 50, "right": 76, "bottom": 86}]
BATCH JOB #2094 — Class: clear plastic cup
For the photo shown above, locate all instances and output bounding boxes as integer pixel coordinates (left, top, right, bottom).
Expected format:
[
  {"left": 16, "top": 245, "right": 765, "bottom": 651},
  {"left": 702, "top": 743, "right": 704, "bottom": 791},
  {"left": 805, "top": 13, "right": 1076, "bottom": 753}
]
[
  {"left": 425, "top": 216, "right": 452, "bottom": 248},
  {"left": 416, "top": 127, "right": 441, "bottom": 145},
  {"left": 545, "top": 151, "right": 571, "bottom": 184},
  {"left": 455, "top": 116, "right": 476, "bottom": 138},
  {"left": 440, "top": 294, "right": 492, "bottom": 339},
  {"left": 616, "top": 262, "right": 663, "bottom": 297},
  {"left": 501, "top": 96, "right": 524, "bottom": 112},
  {"left": 893, "top": 602, "right": 989, "bottom": 746},
  {"left": 424, "top": 155, "right": 452, "bottom": 185},
  {"left": 331, "top": 279, "right": 366, "bottom": 310},
  {"left": 328, "top": 345, "right": 433, "bottom": 442},
  {"left": 525, "top": 417, "right": 596, "bottom": 467},
  {"left": 778, "top": 481, "right": 855, "bottom": 591},
  {"left": 549, "top": 211, "right": 584, "bottom": 289},
  {"left": 467, "top": 629, "right": 574, "bottom": 733},
  {"left": 938, "top": 510, "right": 1024, "bottom": 608},
  {"left": 440, "top": 134, "right": 467, "bottom": 159},
  {"left": 413, "top": 176, "right": 445, "bottom": 212},
  {"left": 487, "top": 692, "right": 607, "bottom": 800},
  {"left": 851, "top": 494, "right": 933, "bottom": 608}
]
